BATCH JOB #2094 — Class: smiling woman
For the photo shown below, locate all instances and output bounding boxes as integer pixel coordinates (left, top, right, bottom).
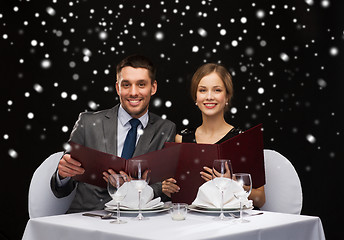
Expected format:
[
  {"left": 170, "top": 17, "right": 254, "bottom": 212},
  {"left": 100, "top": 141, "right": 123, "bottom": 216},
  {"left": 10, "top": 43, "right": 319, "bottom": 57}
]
[
  {"left": 191, "top": 63, "right": 234, "bottom": 112},
  {"left": 196, "top": 72, "right": 229, "bottom": 118},
  {"left": 173, "top": 63, "right": 266, "bottom": 209},
  {"left": 176, "top": 63, "right": 236, "bottom": 144}
]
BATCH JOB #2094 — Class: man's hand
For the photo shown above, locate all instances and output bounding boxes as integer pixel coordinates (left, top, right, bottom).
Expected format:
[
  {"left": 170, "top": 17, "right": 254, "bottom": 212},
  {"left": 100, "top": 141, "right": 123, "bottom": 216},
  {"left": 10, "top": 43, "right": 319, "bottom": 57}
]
[
  {"left": 162, "top": 178, "right": 180, "bottom": 198},
  {"left": 58, "top": 154, "right": 85, "bottom": 179},
  {"left": 102, "top": 169, "right": 130, "bottom": 183}
]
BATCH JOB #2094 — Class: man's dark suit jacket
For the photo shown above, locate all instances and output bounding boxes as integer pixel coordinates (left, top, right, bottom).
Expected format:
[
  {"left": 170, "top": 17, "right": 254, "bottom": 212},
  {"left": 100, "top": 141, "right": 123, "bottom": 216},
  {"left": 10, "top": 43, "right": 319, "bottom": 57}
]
[{"left": 51, "top": 104, "right": 176, "bottom": 213}]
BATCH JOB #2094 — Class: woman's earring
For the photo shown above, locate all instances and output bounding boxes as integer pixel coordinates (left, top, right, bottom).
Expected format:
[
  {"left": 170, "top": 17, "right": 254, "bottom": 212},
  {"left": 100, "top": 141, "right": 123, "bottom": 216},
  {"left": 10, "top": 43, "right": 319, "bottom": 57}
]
[
  {"left": 195, "top": 102, "right": 198, "bottom": 106},
  {"left": 225, "top": 102, "right": 229, "bottom": 106}
]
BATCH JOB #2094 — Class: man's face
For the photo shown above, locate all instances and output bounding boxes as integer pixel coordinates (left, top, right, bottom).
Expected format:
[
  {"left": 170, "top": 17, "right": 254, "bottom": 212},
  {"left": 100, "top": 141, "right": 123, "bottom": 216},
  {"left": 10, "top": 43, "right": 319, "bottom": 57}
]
[{"left": 116, "top": 66, "right": 157, "bottom": 118}]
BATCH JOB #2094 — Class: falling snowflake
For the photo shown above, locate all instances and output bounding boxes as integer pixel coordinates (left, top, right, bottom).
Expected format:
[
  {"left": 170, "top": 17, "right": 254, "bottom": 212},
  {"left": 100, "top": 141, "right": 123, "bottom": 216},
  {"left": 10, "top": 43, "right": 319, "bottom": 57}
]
[
  {"left": 8, "top": 149, "right": 18, "bottom": 158},
  {"left": 165, "top": 101, "right": 172, "bottom": 108},
  {"left": 155, "top": 31, "right": 164, "bottom": 41},
  {"left": 306, "top": 134, "right": 316, "bottom": 144},
  {"left": 33, "top": 84, "right": 43, "bottom": 93},
  {"left": 88, "top": 101, "right": 98, "bottom": 110},
  {"left": 192, "top": 45, "right": 199, "bottom": 52},
  {"left": 153, "top": 98, "right": 162, "bottom": 107},
  {"left": 280, "top": 52, "right": 290, "bottom": 62},
  {"left": 182, "top": 119, "right": 189, "bottom": 126},
  {"left": 198, "top": 28, "right": 207, "bottom": 37},
  {"left": 329, "top": 47, "right": 338, "bottom": 56},
  {"left": 27, "top": 112, "right": 34, "bottom": 119},
  {"left": 41, "top": 59, "right": 51, "bottom": 69}
]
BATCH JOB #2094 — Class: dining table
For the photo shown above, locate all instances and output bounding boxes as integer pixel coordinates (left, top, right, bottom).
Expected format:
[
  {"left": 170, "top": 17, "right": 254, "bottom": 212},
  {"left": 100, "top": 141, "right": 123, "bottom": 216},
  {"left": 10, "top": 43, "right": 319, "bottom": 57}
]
[{"left": 22, "top": 206, "right": 325, "bottom": 240}]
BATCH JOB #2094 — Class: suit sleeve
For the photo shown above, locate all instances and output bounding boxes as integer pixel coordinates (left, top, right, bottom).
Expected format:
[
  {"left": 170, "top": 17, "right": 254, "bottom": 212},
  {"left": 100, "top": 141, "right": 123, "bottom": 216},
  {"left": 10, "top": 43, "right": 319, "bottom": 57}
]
[
  {"left": 50, "top": 171, "right": 77, "bottom": 198},
  {"left": 68, "top": 112, "right": 86, "bottom": 146},
  {"left": 166, "top": 122, "right": 177, "bottom": 143},
  {"left": 150, "top": 120, "right": 176, "bottom": 201},
  {"left": 50, "top": 112, "right": 86, "bottom": 198},
  {"left": 151, "top": 182, "right": 171, "bottom": 202}
]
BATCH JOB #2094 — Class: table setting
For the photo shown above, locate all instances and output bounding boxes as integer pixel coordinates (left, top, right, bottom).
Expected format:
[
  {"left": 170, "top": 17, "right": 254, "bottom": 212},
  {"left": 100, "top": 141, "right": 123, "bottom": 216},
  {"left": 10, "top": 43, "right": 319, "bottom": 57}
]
[
  {"left": 104, "top": 182, "right": 168, "bottom": 213},
  {"left": 22, "top": 208, "right": 325, "bottom": 240},
  {"left": 22, "top": 158, "right": 326, "bottom": 240},
  {"left": 100, "top": 159, "right": 256, "bottom": 223}
]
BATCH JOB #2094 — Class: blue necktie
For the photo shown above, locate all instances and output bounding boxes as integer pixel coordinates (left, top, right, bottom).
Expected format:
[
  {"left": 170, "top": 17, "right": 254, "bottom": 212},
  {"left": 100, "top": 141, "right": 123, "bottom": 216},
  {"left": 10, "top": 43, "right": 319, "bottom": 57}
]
[{"left": 121, "top": 118, "right": 141, "bottom": 159}]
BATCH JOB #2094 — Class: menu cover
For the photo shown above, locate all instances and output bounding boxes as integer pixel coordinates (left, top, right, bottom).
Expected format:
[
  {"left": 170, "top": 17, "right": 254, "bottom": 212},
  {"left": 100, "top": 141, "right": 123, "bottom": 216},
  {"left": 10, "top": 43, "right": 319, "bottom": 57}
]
[
  {"left": 70, "top": 123, "right": 265, "bottom": 204},
  {"left": 165, "top": 123, "right": 265, "bottom": 204},
  {"left": 70, "top": 141, "right": 180, "bottom": 189}
]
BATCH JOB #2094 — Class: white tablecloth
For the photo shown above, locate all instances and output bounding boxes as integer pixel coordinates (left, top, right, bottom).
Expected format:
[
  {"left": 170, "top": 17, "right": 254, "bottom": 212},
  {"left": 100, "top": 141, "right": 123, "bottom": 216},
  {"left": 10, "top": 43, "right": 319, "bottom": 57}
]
[{"left": 22, "top": 210, "right": 325, "bottom": 240}]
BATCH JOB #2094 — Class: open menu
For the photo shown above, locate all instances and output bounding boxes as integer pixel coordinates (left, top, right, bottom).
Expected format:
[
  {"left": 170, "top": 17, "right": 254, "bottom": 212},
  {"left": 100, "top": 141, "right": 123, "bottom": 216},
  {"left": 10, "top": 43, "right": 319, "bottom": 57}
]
[
  {"left": 70, "top": 124, "right": 265, "bottom": 204},
  {"left": 165, "top": 124, "right": 265, "bottom": 204},
  {"left": 70, "top": 141, "right": 180, "bottom": 189}
]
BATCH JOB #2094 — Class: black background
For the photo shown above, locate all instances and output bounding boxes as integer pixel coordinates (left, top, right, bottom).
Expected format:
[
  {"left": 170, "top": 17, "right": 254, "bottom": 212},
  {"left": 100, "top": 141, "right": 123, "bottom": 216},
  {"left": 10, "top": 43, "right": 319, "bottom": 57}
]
[{"left": 1, "top": 0, "right": 343, "bottom": 239}]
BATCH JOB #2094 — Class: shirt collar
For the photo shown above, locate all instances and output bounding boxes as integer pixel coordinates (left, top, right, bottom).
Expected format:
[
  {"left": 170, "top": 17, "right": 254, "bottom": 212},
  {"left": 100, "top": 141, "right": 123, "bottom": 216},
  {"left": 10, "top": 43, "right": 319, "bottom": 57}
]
[{"left": 118, "top": 104, "right": 149, "bottom": 128}]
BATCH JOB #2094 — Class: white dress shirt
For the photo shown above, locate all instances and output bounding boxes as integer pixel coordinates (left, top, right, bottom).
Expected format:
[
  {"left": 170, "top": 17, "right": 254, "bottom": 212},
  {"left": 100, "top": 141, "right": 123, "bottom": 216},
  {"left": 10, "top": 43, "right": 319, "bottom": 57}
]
[{"left": 117, "top": 104, "right": 149, "bottom": 156}]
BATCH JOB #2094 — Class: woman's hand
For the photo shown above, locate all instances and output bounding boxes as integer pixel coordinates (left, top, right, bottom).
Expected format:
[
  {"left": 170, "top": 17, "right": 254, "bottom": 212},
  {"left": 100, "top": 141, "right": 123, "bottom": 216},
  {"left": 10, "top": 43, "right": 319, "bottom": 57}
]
[
  {"left": 200, "top": 162, "right": 232, "bottom": 182},
  {"left": 162, "top": 178, "right": 180, "bottom": 197},
  {"left": 200, "top": 166, "right": 213, "bottom": 182}
]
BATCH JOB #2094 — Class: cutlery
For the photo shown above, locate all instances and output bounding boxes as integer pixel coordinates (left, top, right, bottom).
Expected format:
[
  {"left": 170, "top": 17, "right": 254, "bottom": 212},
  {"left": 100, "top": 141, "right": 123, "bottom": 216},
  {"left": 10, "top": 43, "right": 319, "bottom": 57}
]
[
  {"left": 82, "top": 213, "right": 116, "bottom": 219},
  {"left": 228, "top": 212, "right": 263, "bottom": 218}
]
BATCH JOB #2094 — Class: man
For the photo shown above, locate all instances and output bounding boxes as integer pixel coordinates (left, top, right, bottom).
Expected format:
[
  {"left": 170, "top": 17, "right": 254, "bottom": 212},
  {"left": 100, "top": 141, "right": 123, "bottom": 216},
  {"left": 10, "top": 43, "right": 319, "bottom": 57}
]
[{"left": 51, "top": 55, "right": 178, "bottom": 213}]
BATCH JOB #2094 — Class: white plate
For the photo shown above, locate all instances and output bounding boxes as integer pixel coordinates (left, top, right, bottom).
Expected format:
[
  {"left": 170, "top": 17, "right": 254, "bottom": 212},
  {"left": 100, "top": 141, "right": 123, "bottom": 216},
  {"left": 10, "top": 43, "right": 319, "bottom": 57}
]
[
  {"left": 105, "top": 202, "right": 164, "bottom": 211},
  {"left": 119, "top": 203, "right": 164, "bottom": 211},
  {"left": 104, "top": 204, "right": 169, "bottom": 214},
  {"left": 188, "top": 204, "right": 253, "bottom": 213}
]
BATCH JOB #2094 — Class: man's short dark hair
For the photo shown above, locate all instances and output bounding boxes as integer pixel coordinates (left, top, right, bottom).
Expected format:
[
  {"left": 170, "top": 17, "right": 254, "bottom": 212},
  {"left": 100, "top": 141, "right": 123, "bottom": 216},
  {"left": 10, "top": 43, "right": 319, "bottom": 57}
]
[{"left": 116, "top": 55, "right": 156, "bottom": 83}]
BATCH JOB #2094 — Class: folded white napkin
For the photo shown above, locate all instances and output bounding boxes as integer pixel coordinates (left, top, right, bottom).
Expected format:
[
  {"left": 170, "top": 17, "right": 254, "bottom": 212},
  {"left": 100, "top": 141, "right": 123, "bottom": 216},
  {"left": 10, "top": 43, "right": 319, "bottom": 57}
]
[
  {"left": 105, "top": 182, "right": 163, "bottom": 209},
  {"left": 192, "top": 178, "right": 253, "bottom": 209}
]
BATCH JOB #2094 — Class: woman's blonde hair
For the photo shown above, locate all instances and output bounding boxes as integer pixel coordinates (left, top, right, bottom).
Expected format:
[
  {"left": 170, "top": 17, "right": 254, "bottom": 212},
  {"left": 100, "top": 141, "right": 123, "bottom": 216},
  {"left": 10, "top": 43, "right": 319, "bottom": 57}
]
[{"left": 190, "top": 63, "right": 234, "bottom": 110}]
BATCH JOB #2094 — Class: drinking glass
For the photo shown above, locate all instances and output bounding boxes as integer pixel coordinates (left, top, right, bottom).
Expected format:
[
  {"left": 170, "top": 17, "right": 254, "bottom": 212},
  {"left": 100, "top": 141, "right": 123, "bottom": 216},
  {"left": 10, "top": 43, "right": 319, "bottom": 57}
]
[
  {"left": 107, "top": 174, "right": 128, "bottom": 224},
  {"left": 233, "top": 173, "right": 252, "bottom": 223},
  {"left": 127, "top": 159, "right": 150, "bottom": 220},
  {"left": 212, "top": 159, "right": 232, "bottom": 221}
]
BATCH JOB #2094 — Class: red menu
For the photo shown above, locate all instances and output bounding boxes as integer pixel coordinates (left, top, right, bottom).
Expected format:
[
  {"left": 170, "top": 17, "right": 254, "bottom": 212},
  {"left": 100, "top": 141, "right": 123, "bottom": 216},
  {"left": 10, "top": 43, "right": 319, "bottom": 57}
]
[
  {"left": 165, "top": 124, "right": 265, "bottom": 204},
  {"left": 70, "top": 141, "right": 180, "bottom": 189},
  {"left": 70, "top": 124, "right": 265, "bottom": 204}
]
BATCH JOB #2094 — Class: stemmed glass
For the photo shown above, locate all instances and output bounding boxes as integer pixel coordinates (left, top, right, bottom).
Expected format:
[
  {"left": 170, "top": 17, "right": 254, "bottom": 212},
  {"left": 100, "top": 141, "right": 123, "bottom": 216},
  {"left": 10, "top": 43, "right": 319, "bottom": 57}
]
[
  {"left": 127, "top": 159, "right": 150, "bottom": 220},
  {"left": 212, "top": 159, "right": 233, "bottom": 221},
  {"left": 233, "top": 173, "right": 252, "bottom": 223},
  {"left": 107, "top": 174, "right": 128, "bottom": 224}
]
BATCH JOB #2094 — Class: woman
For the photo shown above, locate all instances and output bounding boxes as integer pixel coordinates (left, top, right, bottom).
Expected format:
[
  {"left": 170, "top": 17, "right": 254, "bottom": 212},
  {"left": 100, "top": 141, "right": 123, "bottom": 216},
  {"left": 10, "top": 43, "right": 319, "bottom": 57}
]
[{"left": 163, "top": 63, "right": 265, "bottom": 208}]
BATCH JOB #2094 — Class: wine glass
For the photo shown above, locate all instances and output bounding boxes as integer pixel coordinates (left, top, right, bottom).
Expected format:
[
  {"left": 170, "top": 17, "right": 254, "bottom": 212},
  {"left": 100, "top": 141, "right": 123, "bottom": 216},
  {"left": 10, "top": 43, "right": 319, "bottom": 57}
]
[
  {"left": 107, "top": 174, "right": 128, "bottom": 224},
  {"left": 127, "top": 159, "right": 150, "bottom": 220},
  {"left": 212, "top": 159, "right": 233, "bottom": 221},
  {"left": 233, "top": 173, "right": 252, "bottom": 223}
]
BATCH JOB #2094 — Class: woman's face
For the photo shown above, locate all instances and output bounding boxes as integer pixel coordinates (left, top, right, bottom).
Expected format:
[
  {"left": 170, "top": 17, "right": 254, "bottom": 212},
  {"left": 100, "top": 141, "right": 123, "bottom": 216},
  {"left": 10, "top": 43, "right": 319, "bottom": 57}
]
[{"left": 196, "top": 72, "right": 228, "bottom": 117}]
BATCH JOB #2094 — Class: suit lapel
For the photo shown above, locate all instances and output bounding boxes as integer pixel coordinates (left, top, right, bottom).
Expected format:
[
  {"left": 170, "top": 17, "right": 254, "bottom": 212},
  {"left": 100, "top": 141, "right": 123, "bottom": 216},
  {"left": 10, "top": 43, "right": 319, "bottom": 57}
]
[
  {"left": 103, "top": 105, "right": 119, "bottom": 155},
  {"left": 133, "top": 112, "right": 157, "bottom": 157}
]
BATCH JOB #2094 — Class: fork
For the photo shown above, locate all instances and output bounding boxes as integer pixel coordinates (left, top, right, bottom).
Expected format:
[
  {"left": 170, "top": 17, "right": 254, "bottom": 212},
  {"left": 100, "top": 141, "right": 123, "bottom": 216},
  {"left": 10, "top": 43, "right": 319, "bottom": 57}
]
[
  {"left": 82, "top": 212, "right": 116, "bottom": 219},
  {"left": 228, "top": 212, "right": 263, "bottom": 218}
]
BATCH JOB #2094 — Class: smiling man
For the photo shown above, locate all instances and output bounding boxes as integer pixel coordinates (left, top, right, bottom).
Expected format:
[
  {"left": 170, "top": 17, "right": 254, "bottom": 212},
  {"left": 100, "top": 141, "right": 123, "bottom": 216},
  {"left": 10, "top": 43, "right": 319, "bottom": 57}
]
[
  {"left": 50, "top": 55, "right": 177, "bottom": 213},
  {"left": 116, "top": 58, "right": 157, "bottom": 119}
]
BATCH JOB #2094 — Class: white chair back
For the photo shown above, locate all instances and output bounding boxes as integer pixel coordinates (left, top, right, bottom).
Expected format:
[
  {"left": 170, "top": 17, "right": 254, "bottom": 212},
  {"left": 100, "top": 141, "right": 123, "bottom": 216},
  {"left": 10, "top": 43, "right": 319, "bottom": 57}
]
[
  {"left": 260, "top": 149, "right": 303, "bottom": 214},
  {"left": 28, "top": 152, "right": 76, "bottom": 218}
]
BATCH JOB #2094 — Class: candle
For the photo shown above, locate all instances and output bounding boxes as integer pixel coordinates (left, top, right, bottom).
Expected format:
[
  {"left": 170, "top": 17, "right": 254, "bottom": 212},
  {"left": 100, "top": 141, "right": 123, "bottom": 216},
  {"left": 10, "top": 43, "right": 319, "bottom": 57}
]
[
  {"left": 172, "top": 212, "right": 186, "bottom": 221},
  {"left": 170, "top": 203, "right": 188, "bottom": 221}
]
